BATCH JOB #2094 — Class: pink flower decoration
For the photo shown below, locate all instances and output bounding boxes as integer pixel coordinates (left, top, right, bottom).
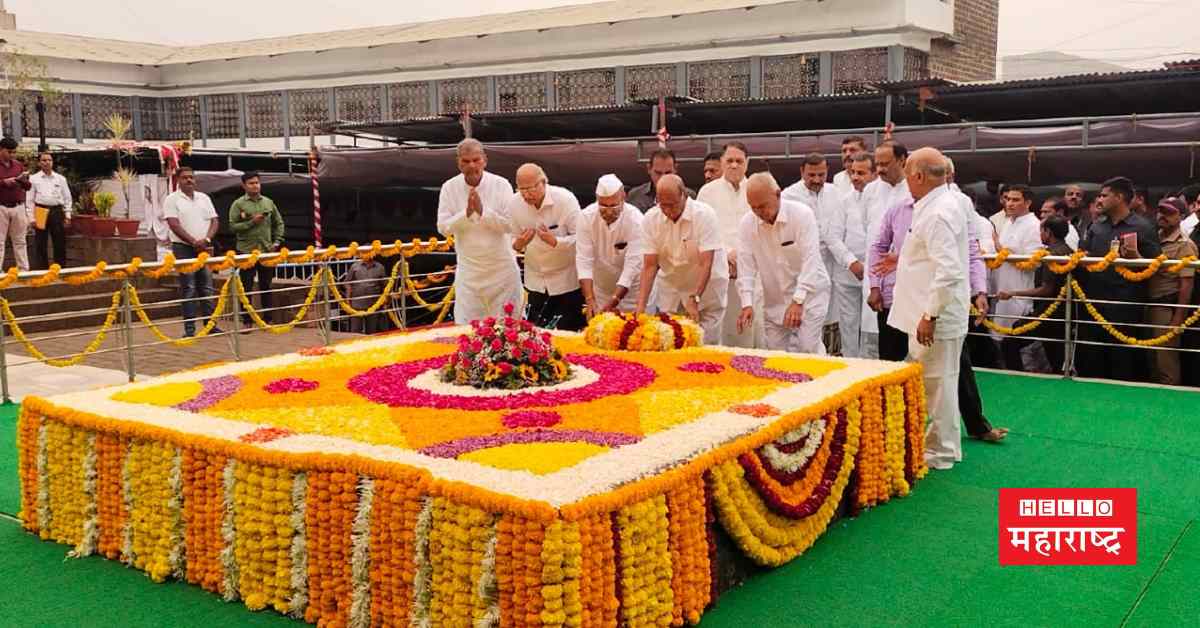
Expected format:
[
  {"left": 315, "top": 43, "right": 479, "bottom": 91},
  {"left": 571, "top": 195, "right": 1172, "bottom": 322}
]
[
  {"left": 730, "top": 355, "right": 814, "bottom": 383},
  {"left": 176, "top": 375, "right": 242, "bottom": 412},
  {"left": 239, "top": 426, "right": 295, "bottom": 443},
  {"left": 498, "top": 362, "right": 514, "bottom": 375},
  {"left": 264, "top": 378, "right": 320, "bottom": 394},
  {"left": 505, "top": 329, "right": 519, "bottom": 342},
  {"left": 420, "top": 428, "right": 639, "bottom": 459},
  {"left": 504, "top": 303, "right": 515, "bottom": 315},
  {"left": 490, "top": 338, "right": 503, "bottom": 351},
  {"left": 501, "top": 410, "right": 563, "bottom": 429},
  {"left": 678, "top": 361, "right": 725, "bottom": 374}
]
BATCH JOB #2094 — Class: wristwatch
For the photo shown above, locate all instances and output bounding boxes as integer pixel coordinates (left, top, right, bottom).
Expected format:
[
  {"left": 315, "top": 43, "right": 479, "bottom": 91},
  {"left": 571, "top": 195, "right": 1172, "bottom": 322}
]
[{"left": 688, "top": 294, "right": 701, "bottom": 305}]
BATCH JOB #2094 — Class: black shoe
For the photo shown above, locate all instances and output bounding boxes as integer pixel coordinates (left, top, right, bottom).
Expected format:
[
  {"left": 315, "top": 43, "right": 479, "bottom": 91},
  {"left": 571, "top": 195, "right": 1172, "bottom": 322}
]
[
  {"left": 183, "top": 329, "right": 196, "bottom": 338},
  {"left": 210, "top": 326, "right": 224, "bottom": 335}
]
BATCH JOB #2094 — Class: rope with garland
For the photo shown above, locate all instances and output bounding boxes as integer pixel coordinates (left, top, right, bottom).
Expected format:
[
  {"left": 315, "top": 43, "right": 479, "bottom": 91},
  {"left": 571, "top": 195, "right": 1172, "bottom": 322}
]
[
  {"left": 970, "top": 282, "right": 1069, "bottom": 336},
  {"left": 1071, "top": 278, "right": 1200, "bottom": 347}
]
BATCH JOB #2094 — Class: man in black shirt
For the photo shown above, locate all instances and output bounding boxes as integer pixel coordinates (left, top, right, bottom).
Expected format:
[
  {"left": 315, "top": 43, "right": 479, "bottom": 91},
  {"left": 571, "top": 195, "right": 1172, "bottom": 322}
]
[{"left": 1076, "top": 177, "right": 1161, "bottom": 381}]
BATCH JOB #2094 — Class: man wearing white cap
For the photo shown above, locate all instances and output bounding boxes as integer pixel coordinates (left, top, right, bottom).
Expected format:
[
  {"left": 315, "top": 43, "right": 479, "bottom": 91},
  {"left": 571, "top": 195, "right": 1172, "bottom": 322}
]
[
  {"left": 437, "top": 139, "right": 523, "bottom": 323},
  {"left": 737, "top": 172, "right": 831, "bottom": 353},
  {"left": 577, "top": 174, "right": 647, "bottom": 317},
  {"left": 636, "top": 174, "right": 729, "bottom": 344},
  {"left": 507, "top": 163, "right": 585, "bottom": 330}
]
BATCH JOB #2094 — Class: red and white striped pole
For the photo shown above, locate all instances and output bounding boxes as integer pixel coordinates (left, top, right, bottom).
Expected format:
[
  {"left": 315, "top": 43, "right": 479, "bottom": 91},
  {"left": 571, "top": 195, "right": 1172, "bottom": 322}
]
[{"left": 309, "top": 147, "right": 322, "bottom": 247}]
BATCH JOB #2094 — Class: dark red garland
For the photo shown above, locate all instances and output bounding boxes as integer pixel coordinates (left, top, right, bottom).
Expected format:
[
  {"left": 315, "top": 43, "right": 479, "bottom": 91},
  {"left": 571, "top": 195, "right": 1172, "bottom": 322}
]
[
  {"left": 658, "top": 312, "right": 686, "bottom": 349},
  {"left": 737, "top": 409, "right": 848, "bottom": 520},
  {"left": 617, "top": 314, "right": 640, "bottom": 350}
]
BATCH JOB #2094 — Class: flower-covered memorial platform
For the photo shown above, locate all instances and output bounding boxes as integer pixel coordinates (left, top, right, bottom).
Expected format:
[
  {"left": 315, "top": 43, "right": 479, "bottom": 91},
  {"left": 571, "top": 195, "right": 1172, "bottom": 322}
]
[{"left": 17, "top": 322, "right": 926, "bottom": 627}]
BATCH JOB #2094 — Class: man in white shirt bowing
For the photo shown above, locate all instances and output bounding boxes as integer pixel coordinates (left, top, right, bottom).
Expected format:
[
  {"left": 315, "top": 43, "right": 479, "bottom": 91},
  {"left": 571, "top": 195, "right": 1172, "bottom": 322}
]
[
  {"left": 437, "top": 139, "right": 523, "bottom": 324},
  {"left": 783, "top": 153, "right": 864, "bottom": 357},
  {"left": 508, "top": 163, "right": 585, "bottom": 330},
  {"left": 577, "top": 174, "right": 645, "bottom": 318},
  {"left": 635, "top": 174, "right": 729, "bottom": 344},
  {"left": 992, "top": 184, "right": 1044, "bottom": 371},
  {"left": 736, "top": 172, "right": 831, "bottom": 354},
  {"left": 697, "top": 141, "right": 762, "bottom": 347},
  {"left": 888, "top": 147, "right": 971, "bottom": 471}
]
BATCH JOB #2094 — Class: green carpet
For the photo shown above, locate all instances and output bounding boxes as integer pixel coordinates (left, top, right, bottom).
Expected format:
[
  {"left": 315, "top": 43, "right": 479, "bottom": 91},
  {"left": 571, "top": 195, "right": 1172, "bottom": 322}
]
[
  {"left": 2, "top": 374, "right": 1197, "bottom": 626},
  {"left": 0, "top": 402, "right": 18, "bottom": 518}
]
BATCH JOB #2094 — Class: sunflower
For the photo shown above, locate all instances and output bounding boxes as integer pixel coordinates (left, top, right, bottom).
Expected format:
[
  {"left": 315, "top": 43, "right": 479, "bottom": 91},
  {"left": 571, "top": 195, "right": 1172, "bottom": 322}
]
[{"left": 518, "top": 364, "right": 539, "bottom": 383}]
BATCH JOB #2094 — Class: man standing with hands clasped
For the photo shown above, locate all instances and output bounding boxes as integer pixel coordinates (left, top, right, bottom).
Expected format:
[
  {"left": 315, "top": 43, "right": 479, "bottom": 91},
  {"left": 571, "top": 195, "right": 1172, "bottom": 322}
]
[
  {"left": 888, "top": 147, "right": 971, "bottom": 471},
  {"left": 508, "top": 163, "right": 584, "bottom": 330},
  {"left": 164, "top": 167, "right": 222, "bottom": 338},
  {"left": 229, "top": 171, "right": 285, "bottom": 328}
]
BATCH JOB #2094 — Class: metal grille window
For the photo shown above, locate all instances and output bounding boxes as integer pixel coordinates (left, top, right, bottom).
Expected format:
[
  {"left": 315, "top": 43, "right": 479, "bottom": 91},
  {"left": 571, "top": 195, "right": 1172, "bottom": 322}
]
[
  {"left": 206, "top": 93, "right": 240, "bottom": 138},
  {"left": 135, "top": 97, "right": 164, "bottom": 140},
  {"left": 439, "top": 77, "right": 488, "bottom": 114},
  {"left": 290, "top": 88, "right": 330, "bottom": 133},
  {"left": 904, "top": 48, "right": 930, "bottom": 81},
  {"left": 389, "top": 82, "right": 431, "bottom": 120},
  {"left": 164, "top": 96, "right": 201, "bottom": 140},
  {"left": 496, "top": 73, "right": 546, "bottom": 112},
  {"left": 761, "top": 54, "right": 820, "bottom": 99},
  {"left": 19, "top": 91, "right": 75, "bottom": 139},
  {"left": 687, "top": 59, "right": 751, "bottom": 102},
  {"left": 245, "top": 92, "right": 284, "bottom": 138},
  {"left": 832, "top": 48, "right": 888, "bottom": 94},
  {"left": 335, "top": 85, "right": 381, "bottom": 123},
  {"left": 625, "top": 64, "right": 676, "bottom": 102},
  {"left": 80, "top": 94, "right": 133, "bottom": 139},
  {"left": 555, "top": 69, "right": 616, "bottom": 109}
]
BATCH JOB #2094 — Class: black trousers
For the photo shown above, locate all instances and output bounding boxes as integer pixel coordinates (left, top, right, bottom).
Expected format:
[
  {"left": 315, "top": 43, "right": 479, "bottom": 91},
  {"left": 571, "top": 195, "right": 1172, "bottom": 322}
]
[
  {"left": 1040, "top": 319, "right": 1066, "bottom": 374},
  {"left": 35, "top": 206, "right": 67, "bottom": 268},
  {"left": 879, "top": 308, "right": 993, "bottom": 437},
  {"left": 1075, "top": 301, "right": 1143, "bottom": 382},
  {"left": 526, "top": 288, "right": 586, "bottom": 331},
  {"left": 238, "top": 264, "right": 275, "bottom": 324},
  {"left": 1000, "top": 337, "right": 1029, "bottom": 372}
]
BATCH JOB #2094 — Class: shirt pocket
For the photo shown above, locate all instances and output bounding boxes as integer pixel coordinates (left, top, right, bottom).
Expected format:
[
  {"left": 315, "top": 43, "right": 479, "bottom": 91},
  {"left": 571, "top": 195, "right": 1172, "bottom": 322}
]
[{"left": 780, "top": 240, "right": 806, "bottom": 274}]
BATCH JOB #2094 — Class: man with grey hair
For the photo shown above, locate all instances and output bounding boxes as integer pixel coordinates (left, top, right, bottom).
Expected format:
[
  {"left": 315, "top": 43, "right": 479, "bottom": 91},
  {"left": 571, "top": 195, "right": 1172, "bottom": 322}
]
[
  {"left": 437, "top": 138, "right": 523, "bottom": 323},
  {"left": 507, "top": 162, "right": 584, "bottom": 330},
  {"left": 635, "top": 174, "right": 728, "bottom": 344},
  {"left": 577, "top": 174, "right": 646, "bottom": 317},
  {"left": 737, "top": 172, "right": 830, "bottom": 353},
  {"left": 889, "top": 147, "right": 971, "bottom": 470}
]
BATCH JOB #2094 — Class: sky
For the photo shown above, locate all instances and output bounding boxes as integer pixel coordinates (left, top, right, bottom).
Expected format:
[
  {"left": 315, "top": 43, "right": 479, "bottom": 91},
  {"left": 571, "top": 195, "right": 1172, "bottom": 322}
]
[{"left": 4, "top": 0, "right": 1197, "bottom": 71}]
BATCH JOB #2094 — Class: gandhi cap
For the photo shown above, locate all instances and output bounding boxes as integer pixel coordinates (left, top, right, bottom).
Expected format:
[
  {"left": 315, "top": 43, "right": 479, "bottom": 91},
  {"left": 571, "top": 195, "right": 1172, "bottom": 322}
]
[{"left": 596, "top": 174, "right": 624, "bottom": 197}]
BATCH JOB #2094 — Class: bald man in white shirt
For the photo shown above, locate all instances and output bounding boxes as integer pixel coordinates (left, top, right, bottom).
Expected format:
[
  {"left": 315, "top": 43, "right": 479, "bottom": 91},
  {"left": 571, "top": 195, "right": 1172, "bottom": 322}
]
[
  {"left": 509, "top": 163, "right": 584, "bottom": 330},
  {"left": 636, "top": 175, "right": 729, "bottom": 344},
  {"left": 737, "top": 172, "right": 831, "bottom": 353},
  {"left": 437, "top": 139, "right": 523, "bottom": 324},
  {"left": 577, "top": 174, "right": 645, "bottom": 317}
]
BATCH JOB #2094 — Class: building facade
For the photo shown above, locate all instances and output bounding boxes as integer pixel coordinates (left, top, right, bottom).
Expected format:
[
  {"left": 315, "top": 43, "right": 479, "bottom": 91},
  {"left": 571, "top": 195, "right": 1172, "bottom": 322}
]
[{"left": 1, "top": 0, "right": 997, "bottom": 150}]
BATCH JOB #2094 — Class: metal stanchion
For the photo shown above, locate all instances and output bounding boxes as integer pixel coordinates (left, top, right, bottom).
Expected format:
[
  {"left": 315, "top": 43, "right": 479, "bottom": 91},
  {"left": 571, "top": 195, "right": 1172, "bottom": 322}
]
[
  {"left": 0, "top": 302, "right": 10, "bottom": 404},
  {"left": 320, "top": 263, "right": 332, "bottom": 346},
  {"left": 400, "top": 259, "right": 409, "bottom": 330},
  {"left": 1063, "top": 276, "right": 1076, "bottom": 379},
  {"left": 230, "top": 276, "right": 242, "bottom": 361},
  {"left": 122, "top": 279, "right": 135, "bottom": 382}
]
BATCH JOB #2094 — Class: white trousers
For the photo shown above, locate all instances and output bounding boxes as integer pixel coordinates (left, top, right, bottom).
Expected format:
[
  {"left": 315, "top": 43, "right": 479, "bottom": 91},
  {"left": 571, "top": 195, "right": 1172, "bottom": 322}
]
[
  {"left": 908, "top": 335, "right": 964, "bottom": 470},
  {"left": 833, "top": 281, "right": 863, "bottom": 357},
  {"left": 697, "top": 302, "right": 727, "bottom": 348},
  {"left": 453, "top": 266, "right": 524, "bottom": 324},
  {"left": 764, "top": 293, "right": 829, "bottom": 354},
  {"left": 0, "top": 204, "right": 29, "bottom": 271},
  {"left": 721, "top": 280, "right": 764, "bottom": 348}
]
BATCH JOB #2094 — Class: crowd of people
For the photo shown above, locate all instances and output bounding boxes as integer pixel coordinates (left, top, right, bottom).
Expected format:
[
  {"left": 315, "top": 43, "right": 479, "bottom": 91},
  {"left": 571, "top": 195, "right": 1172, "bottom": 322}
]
[{"left": 436, "top": 136, "right": 1200, "bottom": 469}]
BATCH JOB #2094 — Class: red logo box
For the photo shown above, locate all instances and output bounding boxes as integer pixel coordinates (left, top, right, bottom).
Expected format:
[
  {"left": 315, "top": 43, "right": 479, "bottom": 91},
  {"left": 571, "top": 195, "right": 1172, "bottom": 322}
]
[{"left": 998, "top": 488, "right": 1137, "bottom": 566}]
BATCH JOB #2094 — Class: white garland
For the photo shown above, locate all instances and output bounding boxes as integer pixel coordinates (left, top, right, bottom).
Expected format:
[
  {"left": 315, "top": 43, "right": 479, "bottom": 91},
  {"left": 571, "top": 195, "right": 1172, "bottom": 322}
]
[
  {"left": 35, "top": 421, "right": 49, "bottom": 535},
  {"left": 348, "top": 477, "right": 375, "bottom": 628},
  {"left": 407, "top": 362, "right": 600, "bottom": 397},
  {"left": 167, "top": 448, "right": 186, "bottom": 580},
  {"left": 220, "top": 458, "right": 239, "bottom": 601},
  {"left": 120, "top": 440, "right": 134, "bottom": 565},
  {"left": 474, "top": 520, "right": 500, "bottom": 628},
  {"left": 287, "top": 472, "right": 309, "bottom": 619},
  {"left": 71, "top": 433, "right": 99, "bottom": 558},
  {"left": 410, "top": 497, "right": 434, "bottom": 628},
  {"left": 759, "top": 419, "right": 826, "bottom": 474}
]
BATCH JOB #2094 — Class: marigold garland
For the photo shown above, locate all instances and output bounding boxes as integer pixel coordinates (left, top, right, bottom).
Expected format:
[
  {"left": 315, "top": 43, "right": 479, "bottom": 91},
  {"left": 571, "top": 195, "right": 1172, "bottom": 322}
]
[
  {"left": 972, "top": 282, "right": 1068, "bottom": 336},
  {"left": 1072, "top": 278, "right": 1200, "bottom": 346},
  {"left": 64, "top": 261, "right": 108, "bottom": 286},
  {"left": 616, "top": 496, "right": 674, "bottom": 627},
  {"left": 855, "top": 393, "right": 885, "bottom": 509},
  {"left": 576, "top": 513, "right": 619, "bottom": 627},
  {"left": 233, "top": 461, "right": 296, "bottom": 613},
  {"left": 126, "top": 439, "right": 181, "bottom": 582},
  {"left": 129, "top": 278, "right": 231, "bottom": 346},
  {"left": 17, "top": 410, "right": 43, "bottom": 532},
  {"left": 666, "top": 476, "right": 712, "bottom": 625},
  {"left": 369, "top": 477, "right": 424, "bottom": 627},
  {"left": 882, "top": 385, "right": 911, "bottom": 497},
  {"left": 236, "top": 271, "right": 323, "bottom": 334},
  {"left": 304, "top": 471, "right": 357, "bottom": 625},
  {"left": 1013, "top": 248, "right": 1049, "bottom": 271},
  {"left": 1, "top": 289, "right": 122, "bottom": 367},
  {"left": 182, "top": 449, "right": 226, "bottom": 594},
  {"left": 0, "top": 266, "right": 18, "bottom": 289},
  {"left": 1114, "top": 254, "right": 1166, "bottom": 282},
  {"left": 94, "top": 432, "right": 127, "bottom": 559},
  {"left": 43, "top": 421, "right": 89, "bottom": 546}
]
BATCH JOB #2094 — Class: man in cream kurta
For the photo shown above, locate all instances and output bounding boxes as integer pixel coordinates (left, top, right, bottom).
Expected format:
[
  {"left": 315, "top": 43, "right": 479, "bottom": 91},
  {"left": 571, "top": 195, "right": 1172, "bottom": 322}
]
[
  {"left": 577, "top": 174, "right": 645, "bottom": 316},
  {"left": 736, "top": 173, "right": 831, "bottom": 354},
  {"left": 636, "top": 175, "right": 729, "bottom": 345},
  {"left": 507, "top": 163, "right": 585, "bottom": 330},
  {"left": 437, "top": 139, "right": 523, "bottom": 324},
  {"left": 697, "top": 142, "right": 763, "bottom": 347},
  {"left": 783, "top": 154, "right": 863, "bottom": 357},
  {"left": 888, "top": 148, "right": 971, "bottom": 471},
  {"left": 992, "top": 184, "right": 1043, "bottom": 371}
]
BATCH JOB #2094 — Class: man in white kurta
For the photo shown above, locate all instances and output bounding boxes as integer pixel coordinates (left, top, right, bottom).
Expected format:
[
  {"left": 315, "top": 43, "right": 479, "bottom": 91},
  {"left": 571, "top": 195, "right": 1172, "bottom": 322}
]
[
  {"left": 636, "top": 175, "right": 729, "bottom": 345},
  {"left": 782, "top": 154, "right": 863, "bottom": 357},
  {"left": 436, "top": 139, "right": 523, "bottom": 324},
  {"left": 737, "top": 173, "right": 831, "bottom": 353},
  {"left": 697, "top": 142, "right": 763, "bottom": 348},
  {"left": 845, "top": 153, "right": 882, "bottom": 358},
  {"left": 508, "top": 163, "right": 584, "bottom": 330},
  {"left": 888, "top": 148, "right": 971, "bottom": 471},
  {"left": 992, "top": 185, "right": 1043, "bottom": 370},
  {"left": 577, "top": 174, "right": 645, "bottom": 316},
  {"left": 832, "top": 135, "right": 868, "bottom": 196},
  {"left": 863, "top": 143, "right": 912, "bottom": 350}
]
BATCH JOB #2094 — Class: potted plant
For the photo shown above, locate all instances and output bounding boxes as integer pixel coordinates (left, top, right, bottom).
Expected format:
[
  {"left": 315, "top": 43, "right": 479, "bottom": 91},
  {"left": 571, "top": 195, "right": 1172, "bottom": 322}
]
[
  {"left": 104, "top": 114, "right": 142, "bottom": 238},
  {"left": 93, "top": 191, "right": 117, "bottom": 237}
]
